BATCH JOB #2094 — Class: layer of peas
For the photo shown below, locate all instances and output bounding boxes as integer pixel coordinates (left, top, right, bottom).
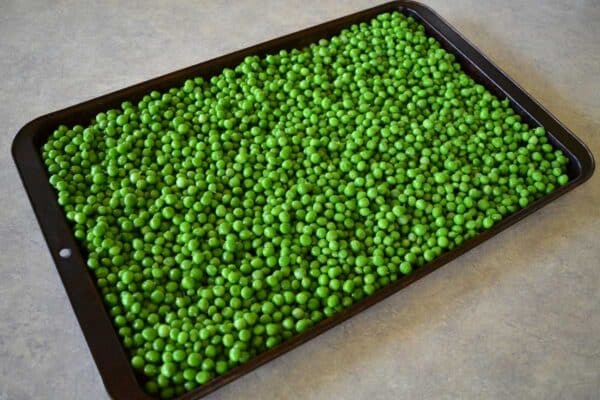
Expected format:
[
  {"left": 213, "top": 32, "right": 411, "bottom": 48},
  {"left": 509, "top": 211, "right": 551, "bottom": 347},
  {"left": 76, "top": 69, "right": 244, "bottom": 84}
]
[{"left": 42, "top": 11, "right": 569, "bottom": 399}]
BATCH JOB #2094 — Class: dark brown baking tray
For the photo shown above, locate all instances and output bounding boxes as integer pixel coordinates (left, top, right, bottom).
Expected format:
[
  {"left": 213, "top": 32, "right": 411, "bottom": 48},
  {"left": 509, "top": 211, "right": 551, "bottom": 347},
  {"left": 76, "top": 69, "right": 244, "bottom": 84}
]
[{"left": 12, "top": 1, "right": 595, "bottom": 399}]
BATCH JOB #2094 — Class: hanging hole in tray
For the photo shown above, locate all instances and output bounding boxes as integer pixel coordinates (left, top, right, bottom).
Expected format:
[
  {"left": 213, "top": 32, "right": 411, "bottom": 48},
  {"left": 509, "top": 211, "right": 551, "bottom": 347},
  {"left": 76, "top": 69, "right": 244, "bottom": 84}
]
[{"left": 59, "top": 248, "right": 72, "bottom": 259}]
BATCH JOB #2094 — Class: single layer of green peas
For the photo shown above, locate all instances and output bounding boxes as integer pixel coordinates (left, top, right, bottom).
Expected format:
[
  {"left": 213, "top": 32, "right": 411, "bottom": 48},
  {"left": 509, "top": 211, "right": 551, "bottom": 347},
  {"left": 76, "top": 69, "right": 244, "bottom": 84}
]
[{"left": 42, "top": 11, "right": 569, "bottom": 399}]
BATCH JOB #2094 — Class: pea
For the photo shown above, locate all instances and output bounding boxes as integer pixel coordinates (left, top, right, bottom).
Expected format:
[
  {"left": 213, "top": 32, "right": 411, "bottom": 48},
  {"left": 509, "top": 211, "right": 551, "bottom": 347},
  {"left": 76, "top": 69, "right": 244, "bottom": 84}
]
[{"left": 41, "top": 10, "right": 568, "bottom": 397}]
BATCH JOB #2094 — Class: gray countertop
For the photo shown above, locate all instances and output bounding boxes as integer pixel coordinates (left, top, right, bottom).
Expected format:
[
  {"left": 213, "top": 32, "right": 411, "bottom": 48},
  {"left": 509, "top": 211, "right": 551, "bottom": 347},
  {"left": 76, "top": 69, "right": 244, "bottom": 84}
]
[{"left": 1, "top": 1, "right": 599, "bottom": 399}]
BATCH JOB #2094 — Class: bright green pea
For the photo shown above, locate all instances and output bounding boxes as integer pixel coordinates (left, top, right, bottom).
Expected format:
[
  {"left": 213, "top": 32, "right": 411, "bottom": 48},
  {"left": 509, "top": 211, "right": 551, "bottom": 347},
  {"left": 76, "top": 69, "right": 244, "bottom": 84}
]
[{"left": 41, "top": 11, "right": 568, "bottom": 396}]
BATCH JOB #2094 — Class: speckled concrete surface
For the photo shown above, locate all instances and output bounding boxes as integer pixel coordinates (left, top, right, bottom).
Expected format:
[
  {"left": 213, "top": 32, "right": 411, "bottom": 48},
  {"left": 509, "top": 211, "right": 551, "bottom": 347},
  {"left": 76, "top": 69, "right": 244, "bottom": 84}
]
[{"left": 1, "top": 1, "right": 599, "bottom": 399}]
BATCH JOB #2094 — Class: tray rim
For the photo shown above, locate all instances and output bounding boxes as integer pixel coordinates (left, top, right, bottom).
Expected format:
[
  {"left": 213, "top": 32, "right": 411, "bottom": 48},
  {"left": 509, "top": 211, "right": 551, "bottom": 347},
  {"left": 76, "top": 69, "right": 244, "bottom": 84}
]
[{"left": 11, "top": 1, "right": 595, "bottom": 400}]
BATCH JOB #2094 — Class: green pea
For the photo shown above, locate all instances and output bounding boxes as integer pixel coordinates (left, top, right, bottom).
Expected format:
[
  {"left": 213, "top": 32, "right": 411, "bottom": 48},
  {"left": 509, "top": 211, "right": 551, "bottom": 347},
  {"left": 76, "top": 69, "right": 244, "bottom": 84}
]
[
  {"left": 195, "top": 371, "right": 211, "bottom": 385},
  {"left": 187, "top": 353, "right": 202, "bottom": 368},
  {"left": 42, "top": 10, "right": 568, "bottom": 396}
]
